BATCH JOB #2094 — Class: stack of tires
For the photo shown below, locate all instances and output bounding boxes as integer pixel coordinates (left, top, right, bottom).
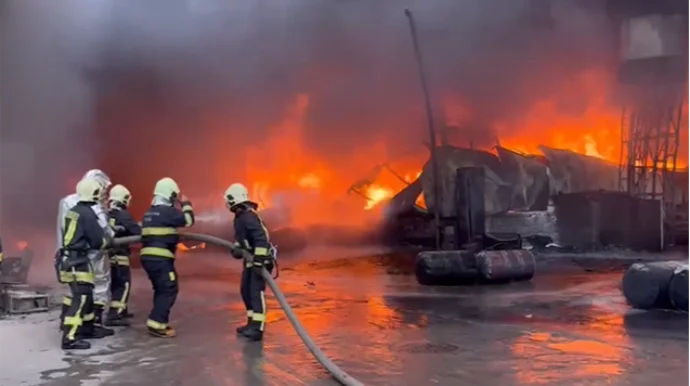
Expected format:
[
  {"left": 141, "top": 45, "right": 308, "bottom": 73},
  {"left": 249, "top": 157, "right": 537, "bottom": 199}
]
[
  {"left": 415, "top": 249, "right": 536, "bottom": 286},
  {"left": 622, "top": 261, "right": 688, "bottom": 312}
]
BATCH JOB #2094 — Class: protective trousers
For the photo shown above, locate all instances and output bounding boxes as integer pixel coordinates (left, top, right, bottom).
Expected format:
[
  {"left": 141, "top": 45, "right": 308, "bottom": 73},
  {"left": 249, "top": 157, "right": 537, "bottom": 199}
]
[
  {"left": 61, "top": 264, "right": 95, "bottom": 342},
  {"left": 89, "top": 250, "right": 111, "bottom": 311},
  {"left": 240, "top": 263, "right": 267, "bottom": 331},
  {"left": 109, "top": 256, "right": 131, "bottom": 315},
  {"left": 141, "top": 257, "right": 178, "bottom": 330},
  {"left": 61, "top": 251, "right": 110, "bottom": 325}
]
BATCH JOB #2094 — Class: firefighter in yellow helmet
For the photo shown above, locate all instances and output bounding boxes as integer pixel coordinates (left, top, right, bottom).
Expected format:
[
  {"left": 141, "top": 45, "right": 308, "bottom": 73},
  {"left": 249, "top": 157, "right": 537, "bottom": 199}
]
[
  {"left": 58, "top": 177, "right": 112, "bottom": 350},
  {"left": 105, "top": 184, "right": 141, "bottom": 327},
  {"left": 224, "top": 183, "right": 274, "bottom": 341},
  {"left": 140, "top": 177, "right": 194, "bottom": 337},
  {"left": 58, "top": 169, "right": 115, "bottom": 336}
]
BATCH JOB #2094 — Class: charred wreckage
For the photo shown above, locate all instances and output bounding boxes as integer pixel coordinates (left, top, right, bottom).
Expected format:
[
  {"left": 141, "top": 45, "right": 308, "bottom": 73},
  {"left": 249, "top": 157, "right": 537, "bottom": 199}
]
[
  {"left": 372, "top": 0, "right": 688, "bottom": 286},
  {"left": 377, "top": 143, "right": 688, "bottom": 253}
]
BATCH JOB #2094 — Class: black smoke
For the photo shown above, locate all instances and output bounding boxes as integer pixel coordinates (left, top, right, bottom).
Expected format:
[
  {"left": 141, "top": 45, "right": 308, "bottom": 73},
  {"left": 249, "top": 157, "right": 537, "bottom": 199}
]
[{"left": 1, "top": 0, "right": 617, "bottom": 237}]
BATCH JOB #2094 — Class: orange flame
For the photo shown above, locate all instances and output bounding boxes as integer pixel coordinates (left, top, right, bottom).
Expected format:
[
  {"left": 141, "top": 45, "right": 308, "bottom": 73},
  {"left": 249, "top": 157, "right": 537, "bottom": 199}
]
[
  {"left": 16, "top": 241, "right": 28, "bottom": 251},
  {"left": 298, "top": 173, "right": 321, "bottom": 189},
  {"left": 177, "top": 242, "right": 206, "bottom": 252},
  {"left": 364, "top": 185, "right": 394, "bottom": 210},
  {"left": 201, "top": 70, "right": 686, "bottom": 225}
]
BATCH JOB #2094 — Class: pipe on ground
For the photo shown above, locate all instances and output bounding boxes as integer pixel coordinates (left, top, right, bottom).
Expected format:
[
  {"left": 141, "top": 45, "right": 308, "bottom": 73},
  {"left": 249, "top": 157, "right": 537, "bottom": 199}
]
[{"left": 111, "top": 232, "right": 364, "bottom": 386}]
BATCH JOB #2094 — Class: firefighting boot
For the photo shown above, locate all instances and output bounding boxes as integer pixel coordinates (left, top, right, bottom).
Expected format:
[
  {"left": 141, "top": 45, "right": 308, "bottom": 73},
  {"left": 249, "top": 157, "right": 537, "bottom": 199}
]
[
  {"left": 61, "top": 335, "right": 91, "bottom": 350},
  {"left": 94, "top": 305, "right": 105, "bottom": 325},
  {"left": 79, "top": 321, "right": 108, "bottom": 339},
  {"left": 93, "top": 324, "right": 115, "bottom": 337},
  {"left": 235, "top": 318, "right": 251, "bottom": 334},
  {"left": 148, "top": 326, "right": 176, "bottom": 338},
  {"left": 93, "top": 305, "right": 115, "bottom": 336},
  {"left": 105, "top": 308, "right": 130, "bottom": 327},
  {"left": 240, "top": 322, "right": 263, "bottom": 342}
]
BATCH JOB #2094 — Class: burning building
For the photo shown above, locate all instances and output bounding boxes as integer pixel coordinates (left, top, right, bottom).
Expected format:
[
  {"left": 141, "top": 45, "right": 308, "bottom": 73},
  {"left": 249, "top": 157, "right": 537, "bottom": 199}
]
[
  {"left": 0, "top": 0, "right": 687, "bottom": 258},
  {"left": 381, "top": 0, "right": 689, "bottom": 252},
  {"left": 88, "top": 1, "right": 656, "bottom": 213},
  {"left": 378, "top": 144, "right": 618, "bottom": 249}
]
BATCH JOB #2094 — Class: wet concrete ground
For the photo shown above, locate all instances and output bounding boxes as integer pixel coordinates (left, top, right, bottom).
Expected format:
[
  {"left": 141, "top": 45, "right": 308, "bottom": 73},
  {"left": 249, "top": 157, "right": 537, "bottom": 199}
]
[{"left": 2, "top": 247, "right": 688, "bottom": 386}]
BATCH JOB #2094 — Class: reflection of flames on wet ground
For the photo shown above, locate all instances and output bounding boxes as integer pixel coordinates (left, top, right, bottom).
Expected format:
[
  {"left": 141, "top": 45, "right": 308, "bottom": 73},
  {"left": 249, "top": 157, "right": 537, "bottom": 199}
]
[
  {"left": 264, "top": 253, "right": 406, "bottom": 378},
  {"left": 510, "top": 304, "right": 633, "bottom": 384}
]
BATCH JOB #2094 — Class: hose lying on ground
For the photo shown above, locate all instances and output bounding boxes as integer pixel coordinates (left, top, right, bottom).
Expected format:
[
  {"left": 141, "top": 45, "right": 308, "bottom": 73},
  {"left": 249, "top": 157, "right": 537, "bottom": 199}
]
[{"left": 111, "top": 232, "right": 365, "bottom": 386}]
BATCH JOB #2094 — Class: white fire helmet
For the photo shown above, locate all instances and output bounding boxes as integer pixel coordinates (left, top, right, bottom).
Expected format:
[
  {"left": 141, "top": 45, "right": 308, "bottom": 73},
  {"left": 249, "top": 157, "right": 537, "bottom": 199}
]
[
  {"left": 224, "top": 183, "right": 249, "bottom": 208},
  {"left": 153, "top": 177, "right": 181, "bottom": 201},
  {"left": 76, "top": 177, "right": 104, "bottom": 203},
  {"left": 83, "top": 169, "right": 111, "bottom": 189},
  {"left": 109, "top": 184, "right": 132, "bottom": 207}
]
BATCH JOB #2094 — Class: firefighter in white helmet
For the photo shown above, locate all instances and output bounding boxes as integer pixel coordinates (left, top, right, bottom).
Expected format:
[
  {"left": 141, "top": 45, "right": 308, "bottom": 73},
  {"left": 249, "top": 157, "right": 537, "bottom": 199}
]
[
  {"left": 105, "top": 184, "right": 141, "bottom": 326},
  {"left": 140, "top": 177, "right": 195, "bottom": 337},
  {"left": 57, "top": 169, "right": 115, "bottom": 338},
  {"left": 57, "top": 177, "right": 113, "bottom": 350},
  {"left": 224, "top": 183, "right": 274, "bottom": 341}
]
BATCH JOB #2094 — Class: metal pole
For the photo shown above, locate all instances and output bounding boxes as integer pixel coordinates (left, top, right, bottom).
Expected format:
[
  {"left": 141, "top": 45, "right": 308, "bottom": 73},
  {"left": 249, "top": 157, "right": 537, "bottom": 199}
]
[
  {"left": 382, "top": 163, "right": 412, "bottom": 186},
  {"left": 404, "top": 8, "right": 441, "bottom": 249}
]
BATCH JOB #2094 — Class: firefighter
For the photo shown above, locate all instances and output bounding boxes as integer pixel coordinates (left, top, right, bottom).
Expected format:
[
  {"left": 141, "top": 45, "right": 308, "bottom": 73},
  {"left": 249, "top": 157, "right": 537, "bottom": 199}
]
[
  {"left": 58, "top": 177, "right": 112, "bottom": 350},
  {"left": 58, "top": 169, "right": 115, "bottom": 336},
  {"left": 105, "top": 184, "right": 141, "bottom": 327},
  {"left": 140, "top": 177, "right": 194, "bottom": 337},
  {"left": 224, "top": 183, "right": 274, "bottom": 341}
]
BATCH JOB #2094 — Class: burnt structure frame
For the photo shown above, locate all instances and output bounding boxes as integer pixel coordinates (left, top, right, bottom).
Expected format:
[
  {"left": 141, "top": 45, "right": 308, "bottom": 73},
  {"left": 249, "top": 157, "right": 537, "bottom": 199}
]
[
  {"left": 609, "top": 0, "right": 688, "bottom": 245},
  {"left": 619, "top": 86, "right": 686, "bottom": 200}
]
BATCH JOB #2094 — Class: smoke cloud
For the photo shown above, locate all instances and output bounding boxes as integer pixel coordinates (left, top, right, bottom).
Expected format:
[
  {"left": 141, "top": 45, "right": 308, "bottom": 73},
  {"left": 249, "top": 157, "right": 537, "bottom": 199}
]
[{"left": 1, "top": 0, "right": 617, "bottom": 240}]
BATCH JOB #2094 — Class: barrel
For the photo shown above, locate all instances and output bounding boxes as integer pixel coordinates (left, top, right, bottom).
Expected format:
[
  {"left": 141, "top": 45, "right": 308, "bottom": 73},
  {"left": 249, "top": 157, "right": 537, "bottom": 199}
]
[
  {"left": 669, "top": 265, "right": 689, "bottom": 312},
  {"left": 622, "top": 261, "right": 687, "bottom": 310},
  {"left": 475, "top": 249, "right": 536, "bottom": 283},
  {"left": 415, "top": 250, "right": 479, "bottom": 286}
]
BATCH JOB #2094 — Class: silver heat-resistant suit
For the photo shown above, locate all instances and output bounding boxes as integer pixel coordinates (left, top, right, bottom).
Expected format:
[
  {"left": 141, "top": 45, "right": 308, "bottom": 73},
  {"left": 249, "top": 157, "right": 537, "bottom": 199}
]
[{"left": 58, "top": 194, "right": 114, "bottom": 312}]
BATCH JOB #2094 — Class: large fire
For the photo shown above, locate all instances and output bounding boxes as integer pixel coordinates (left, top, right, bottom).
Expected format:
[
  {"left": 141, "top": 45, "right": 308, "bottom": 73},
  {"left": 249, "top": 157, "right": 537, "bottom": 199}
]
[
  {"left": 201, "top": 69, "right": 686, "bottom": 227},
  {"left": 442, "top": 70, "right": 622, "bottom": 160},
  {"left": 237, "top": 93, "right": 411, "bottom": 225}
]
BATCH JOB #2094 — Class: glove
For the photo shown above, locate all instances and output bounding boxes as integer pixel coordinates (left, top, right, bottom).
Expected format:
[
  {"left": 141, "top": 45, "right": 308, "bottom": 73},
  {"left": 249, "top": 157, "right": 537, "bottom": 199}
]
[
  {"left": 230, "top": 248, "right": 243, "bottom": 260},
  {"left": 54, "top": 249, "right": 64, "bottom": 283},
  {"left": 112, "top": 225, "right": 126, "bottom": 232},
  {"left": 230, "top": 241, "right": 243, "bottom": 259}
]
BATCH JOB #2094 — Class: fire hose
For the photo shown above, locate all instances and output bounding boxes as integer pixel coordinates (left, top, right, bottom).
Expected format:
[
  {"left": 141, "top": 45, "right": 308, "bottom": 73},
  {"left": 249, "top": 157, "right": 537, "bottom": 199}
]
[{"left": 111, "top": 232, "right": 364, "bottom": 386}]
